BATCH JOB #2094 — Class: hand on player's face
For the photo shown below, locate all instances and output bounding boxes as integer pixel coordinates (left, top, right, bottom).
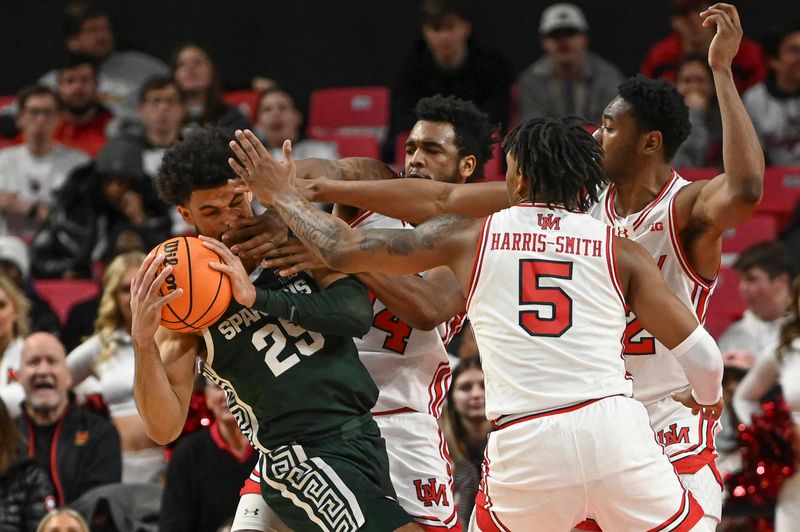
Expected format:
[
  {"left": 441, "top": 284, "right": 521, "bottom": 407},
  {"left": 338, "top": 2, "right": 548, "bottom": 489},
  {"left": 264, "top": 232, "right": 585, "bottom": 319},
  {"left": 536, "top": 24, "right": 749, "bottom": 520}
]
[
  {"left": 228, "top": 129, "right": 296, "bottom": 205},
  {"left": 670, "top": 388, "right": 725, "bottom": 421},
  {"left": 221, "top": 206, "right": 290, "bottom": 261},
  {"left": 199, "top": 235, "right": 257, "bottom": 308},
  {"left": 130, "top": 252, "right": 183, "bottom": 342},
  {"left": 261, "top": 237, "right": 325, "bottom": 277},
  {"left": 700, "top": 3, "right": 743, "bottom": 71}
]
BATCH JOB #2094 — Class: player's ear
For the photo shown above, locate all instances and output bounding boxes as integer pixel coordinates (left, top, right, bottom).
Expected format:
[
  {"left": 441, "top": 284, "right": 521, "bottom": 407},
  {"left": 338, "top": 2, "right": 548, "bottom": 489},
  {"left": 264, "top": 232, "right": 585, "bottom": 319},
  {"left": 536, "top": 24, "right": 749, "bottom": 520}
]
[
  {"left": 177, "top": 205, "right": 193, "bottom": 225},
  {"left": 459, "top": 155, "right": 477, "bottom": 183},
  {"left": 642, "top": 131, "right": 663, "bottom": 156}
]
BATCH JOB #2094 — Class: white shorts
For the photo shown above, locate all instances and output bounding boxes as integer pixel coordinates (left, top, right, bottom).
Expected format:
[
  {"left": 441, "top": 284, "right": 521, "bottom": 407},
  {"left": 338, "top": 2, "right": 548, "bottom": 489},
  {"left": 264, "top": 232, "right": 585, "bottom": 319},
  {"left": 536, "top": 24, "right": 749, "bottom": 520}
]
[
  {"left": 474, "top": 396, "right": 704, "bottom": 532},
  {"left": 374, "top": 411, "right": 460, "bottom": 530},
  {"left": 646, "top": 396, "right": 723, "bottom": 521}
]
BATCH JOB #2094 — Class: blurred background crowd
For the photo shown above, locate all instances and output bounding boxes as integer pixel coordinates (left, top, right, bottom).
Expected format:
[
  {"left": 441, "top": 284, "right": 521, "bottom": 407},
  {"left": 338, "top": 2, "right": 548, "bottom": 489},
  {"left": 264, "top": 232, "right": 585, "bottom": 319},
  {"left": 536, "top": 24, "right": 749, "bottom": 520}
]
[{"left": 0, "top": 0, "right": 799, "bottom": 530}]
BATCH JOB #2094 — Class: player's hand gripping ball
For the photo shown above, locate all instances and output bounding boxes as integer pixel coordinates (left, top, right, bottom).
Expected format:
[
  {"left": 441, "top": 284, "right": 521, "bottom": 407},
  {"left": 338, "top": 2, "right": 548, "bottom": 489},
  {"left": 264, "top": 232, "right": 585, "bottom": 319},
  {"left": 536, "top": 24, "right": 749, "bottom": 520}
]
[{"left": 150, "top": 236, "right": 232, "bottom": 332}]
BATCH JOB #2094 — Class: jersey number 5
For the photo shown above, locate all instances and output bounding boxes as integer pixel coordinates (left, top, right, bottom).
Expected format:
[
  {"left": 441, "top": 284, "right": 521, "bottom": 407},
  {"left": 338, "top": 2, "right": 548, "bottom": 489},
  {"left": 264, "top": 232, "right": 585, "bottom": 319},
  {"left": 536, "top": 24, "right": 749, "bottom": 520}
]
[
  {"left": 252, "top": 318, "right": 325, "bottom": 377},
  {"left": 518, "top": 259, "right": 573, "bottom": 337}
]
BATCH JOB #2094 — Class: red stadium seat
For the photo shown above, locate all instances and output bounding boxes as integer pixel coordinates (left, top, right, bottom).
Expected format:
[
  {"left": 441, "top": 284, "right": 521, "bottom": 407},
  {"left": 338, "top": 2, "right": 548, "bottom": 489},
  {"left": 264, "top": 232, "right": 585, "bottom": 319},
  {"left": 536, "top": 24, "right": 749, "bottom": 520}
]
[
  {"left": 757, "top": 166, "right": 800, "bottom": 228},
  {"left": 675, "top": 167, "right": 719, "bottom": 181},
  {"left": 704, "top": 266, "right": 745, "bottom": 334},
  {"left": 393, "top": 131, "right": 410, "bottom": 167},
  {"left": 307, "top": 86, "right": 389, "bottom": 141},
  {"left": 721, "top": 214, "right": 777, "bottom": 254},
  {"left": 482, "top": 142, "right": 506, "bottom": 182},
  {"left": 33, "top": 279, "right": 101, "bottom": 325},
  {"left": 320, "top": 135, "right": 380, "bottom": 159},
  {"left": 222, "top": 89, "right": 261, "bottom": 123}
]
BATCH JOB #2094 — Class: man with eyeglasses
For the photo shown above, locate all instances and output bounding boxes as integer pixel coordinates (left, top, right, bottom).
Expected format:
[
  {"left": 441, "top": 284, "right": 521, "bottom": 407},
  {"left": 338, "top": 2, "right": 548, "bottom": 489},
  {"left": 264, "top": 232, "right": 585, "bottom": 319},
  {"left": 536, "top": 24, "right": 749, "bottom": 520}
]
[{"left": 0, "top": 85, "right": 88, "bottom": 238}]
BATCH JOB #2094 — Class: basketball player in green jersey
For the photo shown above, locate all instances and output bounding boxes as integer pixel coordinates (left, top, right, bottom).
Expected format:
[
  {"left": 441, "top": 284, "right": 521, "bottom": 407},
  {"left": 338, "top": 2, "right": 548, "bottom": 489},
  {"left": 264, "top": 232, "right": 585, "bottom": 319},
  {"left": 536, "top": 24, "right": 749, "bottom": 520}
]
[{"left": 130, "top": 126, "right": 420, "bottom": 532}]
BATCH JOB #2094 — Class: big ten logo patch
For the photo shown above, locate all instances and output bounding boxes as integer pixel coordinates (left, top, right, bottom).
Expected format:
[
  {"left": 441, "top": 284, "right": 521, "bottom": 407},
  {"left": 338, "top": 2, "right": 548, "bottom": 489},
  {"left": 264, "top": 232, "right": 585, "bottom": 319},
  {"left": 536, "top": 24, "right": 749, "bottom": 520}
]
[
  {"left": 414, "top": 478, "right": 449, "bottom": 507},
  {"left": 656, "top": 423, "right": 690, "bottom": 446}
]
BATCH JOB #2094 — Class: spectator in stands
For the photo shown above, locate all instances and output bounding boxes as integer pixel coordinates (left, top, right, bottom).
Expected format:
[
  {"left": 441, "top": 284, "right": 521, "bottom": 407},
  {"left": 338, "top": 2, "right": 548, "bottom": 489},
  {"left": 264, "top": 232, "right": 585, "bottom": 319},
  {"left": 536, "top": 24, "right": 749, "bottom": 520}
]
[
  {"left": 160, "top": 380, "right": 257, "bottom": 532},
  {"left": 743, "top": 21, "right": 800, "bottom": 166},
  {"left": 0, "top": 275, "right": 31, "bottom": 418},
  {"left": 16, "top": 332, "right": 121, "bottom": 505},
  {"left": 0, "top": 237, "right": 60, "bottom": 336},
  {"left": 36, "top": 509, "right": 89, "bottom": 532},
  {"left": 171, "top": 43, "right": 250, "bottom": 132},
  {"left": 439, "top": 356, "right": 490, "bottom": 528},
  {"left": 54, "top": 54, "right": 113, "bottom": 157},
  {"left": 517, "top": 3, "right": 623, "bottom": 124},
  {"left": 0, "top": 86, "right": 88, "bottom": 239},
  {"left": 67, "top": 252, "right": 164, "bottom": 484},
  {"left": 640, "top": 0, "right": 766, "bottom": 93},
  {"left": 718, "top": 241, "right": 796, "bottom": 362},
  {"left": 29, "top": 135, "right": 171, "bottom": 279},
  {"left": 389, "top": 0, "right": 513, "bottom": 142},
  {"left": 0, "top": 400, "right": 55, "bottom": 532},
  {"left": 255, "top": 87, "right": 338, "bottom": 160},
  {"left": 39, "top": 0, "right": 169, "bottom": 124},
  {"left": 733, "top": 277, "right": 800, "bottom": 532},
  {"left": 672, "top": 54, "right": 723, "bottom": 168}
]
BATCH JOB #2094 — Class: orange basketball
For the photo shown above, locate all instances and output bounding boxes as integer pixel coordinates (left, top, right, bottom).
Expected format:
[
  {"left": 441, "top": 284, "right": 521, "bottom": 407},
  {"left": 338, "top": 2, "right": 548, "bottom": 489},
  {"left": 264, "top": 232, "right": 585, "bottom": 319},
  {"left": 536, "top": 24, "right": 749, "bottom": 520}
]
[{"left": 150, "top": 236, "right": 232, "bottom": 333}]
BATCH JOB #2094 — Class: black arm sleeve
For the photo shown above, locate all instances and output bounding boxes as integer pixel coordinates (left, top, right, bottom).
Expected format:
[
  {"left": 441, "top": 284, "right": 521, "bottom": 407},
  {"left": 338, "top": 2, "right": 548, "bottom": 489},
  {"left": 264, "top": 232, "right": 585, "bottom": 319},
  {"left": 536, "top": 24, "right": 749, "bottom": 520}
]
[{"left": 253, "top": 276, "right": 373, "bottom": 337}]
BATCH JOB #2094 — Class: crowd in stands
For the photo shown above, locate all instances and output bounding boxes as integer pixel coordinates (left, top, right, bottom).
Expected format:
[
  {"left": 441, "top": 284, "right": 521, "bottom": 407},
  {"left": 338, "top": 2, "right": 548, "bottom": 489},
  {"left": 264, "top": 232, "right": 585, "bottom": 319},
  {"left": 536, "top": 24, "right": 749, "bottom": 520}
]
[{"left": 0, "top": 0, "right": 798, "bottom": 530}]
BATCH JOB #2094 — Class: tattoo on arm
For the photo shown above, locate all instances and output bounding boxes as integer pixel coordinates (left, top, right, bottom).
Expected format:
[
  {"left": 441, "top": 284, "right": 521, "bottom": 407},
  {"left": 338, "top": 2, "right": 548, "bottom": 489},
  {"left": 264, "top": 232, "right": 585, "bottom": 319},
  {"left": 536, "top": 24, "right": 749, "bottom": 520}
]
[
  {"left": 273, "top": 192, "right": 343, "bottom": 259},
  {"left": 357, "top": 214, "right": 471, "bottom": 256}
]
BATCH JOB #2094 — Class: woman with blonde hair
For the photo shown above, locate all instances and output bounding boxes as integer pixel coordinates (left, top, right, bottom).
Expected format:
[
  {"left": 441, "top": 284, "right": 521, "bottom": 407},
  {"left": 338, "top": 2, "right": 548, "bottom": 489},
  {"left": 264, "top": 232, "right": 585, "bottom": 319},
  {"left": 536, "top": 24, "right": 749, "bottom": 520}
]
[
  {"left": 68, "top": 251, "right": 166, "bottom": 483},
  {"left": 36, "top": 508, "right": 88, "bottom": 532},
  {"left": 0, "top": 274, "right": 32, "bottom": 417},
  {"left": 734, "top": 277, "right": 800, "bottom": 531}
]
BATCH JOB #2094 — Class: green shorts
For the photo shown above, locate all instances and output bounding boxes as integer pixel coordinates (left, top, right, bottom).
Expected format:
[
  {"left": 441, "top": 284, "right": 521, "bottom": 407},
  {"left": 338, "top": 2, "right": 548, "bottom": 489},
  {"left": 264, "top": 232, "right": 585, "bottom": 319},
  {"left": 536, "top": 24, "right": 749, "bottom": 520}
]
[{"left": 259, "top": 414, "right": 413, "bottom": 532}]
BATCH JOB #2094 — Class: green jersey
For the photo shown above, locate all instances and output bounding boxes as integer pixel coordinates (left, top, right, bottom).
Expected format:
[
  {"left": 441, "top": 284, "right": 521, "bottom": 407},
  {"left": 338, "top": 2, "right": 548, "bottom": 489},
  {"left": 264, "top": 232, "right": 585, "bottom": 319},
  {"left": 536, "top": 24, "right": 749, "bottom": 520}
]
[{"left": 201, "top": 269, "right": 378, "bottom": 451}]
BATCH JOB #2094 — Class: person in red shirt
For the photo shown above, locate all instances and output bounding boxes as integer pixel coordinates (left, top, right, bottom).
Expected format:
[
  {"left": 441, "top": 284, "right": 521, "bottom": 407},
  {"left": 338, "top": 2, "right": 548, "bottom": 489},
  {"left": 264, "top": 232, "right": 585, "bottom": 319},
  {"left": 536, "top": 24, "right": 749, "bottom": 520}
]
[
  {"left": 54, "top": 54, "right": 112, "bottom": 156},
  {"left": 640, "top": 0, "right": 766, "bottom": 93}
]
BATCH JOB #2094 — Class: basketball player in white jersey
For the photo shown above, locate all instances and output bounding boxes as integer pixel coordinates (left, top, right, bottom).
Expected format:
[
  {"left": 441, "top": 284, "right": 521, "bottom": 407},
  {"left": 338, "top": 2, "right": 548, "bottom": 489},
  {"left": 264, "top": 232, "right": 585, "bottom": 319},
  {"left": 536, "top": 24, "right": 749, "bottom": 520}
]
[
  {"left": 231, "top": 95, "right": 497, "bottom": 532},
  {"left": 285, "top": 5, "right": 762, "bottom": 528},
  {"left": 228, "top": 115, "right": 725, "bottom": 530}
]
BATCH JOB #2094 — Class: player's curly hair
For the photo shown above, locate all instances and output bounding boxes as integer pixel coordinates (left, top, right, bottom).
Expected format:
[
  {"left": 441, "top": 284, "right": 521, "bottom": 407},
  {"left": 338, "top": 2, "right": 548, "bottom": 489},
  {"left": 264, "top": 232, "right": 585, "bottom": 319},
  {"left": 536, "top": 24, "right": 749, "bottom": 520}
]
[
  {"left": 414, "top": 94, "right": 497, "bottom": 180},
  {"left": 157, "top": 125, "right": 236, "bottom": 206},
  {"left": 618, "top": 76, "right": 691, "bottom": 161},
  {"left": 502, "top": 117, "right": 606, "bottom": 212}
]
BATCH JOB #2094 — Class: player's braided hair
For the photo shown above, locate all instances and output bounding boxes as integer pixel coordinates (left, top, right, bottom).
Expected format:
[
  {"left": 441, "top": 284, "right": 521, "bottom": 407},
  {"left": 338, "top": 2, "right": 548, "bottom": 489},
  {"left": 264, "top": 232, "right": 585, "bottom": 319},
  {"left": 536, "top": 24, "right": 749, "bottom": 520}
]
[
  {"left": 618, "top": 76, "right": 691, "bottom": 161},
  {"left": 502, "top": 117, "right": 606, "bottom": 212},
  {"left": 157, "top": 125, "right": 236, "bottom": 206},
  {"left": 414, "top": 94, "right": 497, "bottom": 180}
]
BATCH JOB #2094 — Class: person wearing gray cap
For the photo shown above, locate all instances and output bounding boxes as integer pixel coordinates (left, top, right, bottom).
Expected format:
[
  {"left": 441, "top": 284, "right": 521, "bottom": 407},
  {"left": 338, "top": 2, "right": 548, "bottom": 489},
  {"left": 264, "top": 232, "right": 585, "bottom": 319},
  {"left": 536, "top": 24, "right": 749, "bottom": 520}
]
[{"left": 516, "top": 3, "right": 623, "bottom": 124}]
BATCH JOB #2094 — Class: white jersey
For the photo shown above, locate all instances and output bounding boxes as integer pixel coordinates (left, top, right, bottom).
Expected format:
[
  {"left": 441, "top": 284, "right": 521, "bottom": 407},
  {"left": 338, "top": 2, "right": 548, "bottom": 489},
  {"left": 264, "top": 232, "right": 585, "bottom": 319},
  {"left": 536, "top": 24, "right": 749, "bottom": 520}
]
[
  {"left": 466, "top": 203, "right": 631, "bottom": 421},
  {"left": 349, "top": 211, "right": 459, "bottom": 417},
  {"left": 589, "top": 171, "right": 717, "bottom": 405}
]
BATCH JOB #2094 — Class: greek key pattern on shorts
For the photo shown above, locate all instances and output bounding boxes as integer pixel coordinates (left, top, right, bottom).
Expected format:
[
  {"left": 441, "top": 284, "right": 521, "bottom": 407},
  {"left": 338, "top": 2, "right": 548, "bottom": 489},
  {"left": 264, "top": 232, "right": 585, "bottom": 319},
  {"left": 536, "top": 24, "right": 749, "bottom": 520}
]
[{"left": 263, "top": 445, "right": 364, "bottom": 532}]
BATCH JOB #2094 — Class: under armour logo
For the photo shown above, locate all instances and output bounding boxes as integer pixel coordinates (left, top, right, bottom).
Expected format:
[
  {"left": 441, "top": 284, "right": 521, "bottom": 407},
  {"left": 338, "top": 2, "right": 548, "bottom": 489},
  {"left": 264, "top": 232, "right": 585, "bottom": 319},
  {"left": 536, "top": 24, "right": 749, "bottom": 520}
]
[{"left": 242, "top": 508, "right": 260, "bottom": 516}]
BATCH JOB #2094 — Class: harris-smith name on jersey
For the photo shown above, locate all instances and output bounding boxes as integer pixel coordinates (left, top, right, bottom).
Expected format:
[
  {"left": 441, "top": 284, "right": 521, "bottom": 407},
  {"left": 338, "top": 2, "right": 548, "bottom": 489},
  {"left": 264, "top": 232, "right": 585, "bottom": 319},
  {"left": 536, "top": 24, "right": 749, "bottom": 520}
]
[{"left": 488, "top": 213, "right": 603, "bottom": 258}]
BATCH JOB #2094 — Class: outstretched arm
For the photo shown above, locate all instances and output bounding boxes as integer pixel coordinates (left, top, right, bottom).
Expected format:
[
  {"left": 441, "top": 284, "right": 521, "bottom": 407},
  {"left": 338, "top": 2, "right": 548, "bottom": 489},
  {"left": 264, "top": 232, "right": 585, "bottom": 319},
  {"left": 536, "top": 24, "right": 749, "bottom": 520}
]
[
  {"left": 228, "top": 131, "right": 481, "bottom": 280},
  {"left": 689, "top": 4, "right": 764, "bottom": 231},
  {"left": 302, "top": 177, "right": 509, "bottom": 224},
  {"left": 295, "top": 157, "right": 396, "bottom": 182}
]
